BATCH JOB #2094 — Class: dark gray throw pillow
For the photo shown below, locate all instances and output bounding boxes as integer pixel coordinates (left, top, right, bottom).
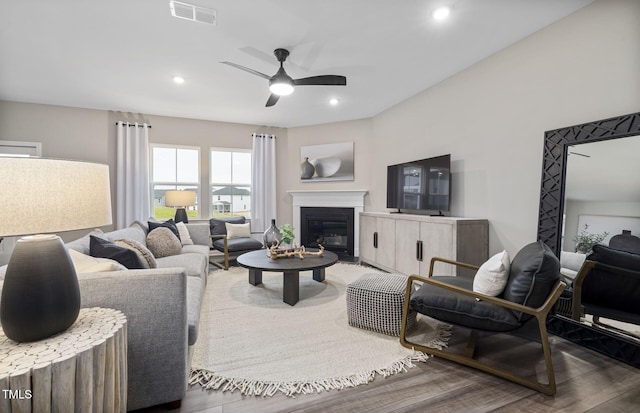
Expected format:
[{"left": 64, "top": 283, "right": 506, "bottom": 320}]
[
  {"left": 148, "top": 219, "right": 181, "bottom": 241},
  {"left": 89, "top": 235, "right": 144, "bottom": 269}
]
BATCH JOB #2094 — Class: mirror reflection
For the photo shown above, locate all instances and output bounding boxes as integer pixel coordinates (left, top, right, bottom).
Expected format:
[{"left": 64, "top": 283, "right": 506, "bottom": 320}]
[{"left": 559, "top": 135, "right": 640, "bottom": 341}]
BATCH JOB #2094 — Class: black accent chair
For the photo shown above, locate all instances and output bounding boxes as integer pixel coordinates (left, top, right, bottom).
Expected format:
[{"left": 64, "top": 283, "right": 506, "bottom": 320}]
[
  {"left": 209, "top": 217, "right": 263, "bottom": 270},
  {"left": 400, "top": 241, "right": 566, "bottom": 395},
  {"left": 571, "top": 244, "right": 640, "bottom": 339}
]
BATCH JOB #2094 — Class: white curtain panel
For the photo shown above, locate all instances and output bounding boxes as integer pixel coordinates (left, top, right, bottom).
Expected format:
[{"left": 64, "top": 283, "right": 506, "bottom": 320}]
[
  {"left": 116, "top": 121, "right": 151, "bottom": 229},
  {"left": 250, "top": 133, "right": 277, "bottom": 233}
]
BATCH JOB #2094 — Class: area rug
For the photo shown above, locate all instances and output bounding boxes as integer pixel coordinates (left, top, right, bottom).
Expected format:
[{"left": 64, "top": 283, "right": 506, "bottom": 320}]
[{"left": 189, "top": 263, "right": 450, "bottom": 397}]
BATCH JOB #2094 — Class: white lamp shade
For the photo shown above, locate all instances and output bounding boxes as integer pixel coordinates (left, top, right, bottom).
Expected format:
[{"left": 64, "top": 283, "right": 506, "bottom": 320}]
[
  {"left": 165, "top": 190, "right": 196, "bottom": 207},
  {"left": 0, "top": 157, "right": 112, "bottom": 237}
]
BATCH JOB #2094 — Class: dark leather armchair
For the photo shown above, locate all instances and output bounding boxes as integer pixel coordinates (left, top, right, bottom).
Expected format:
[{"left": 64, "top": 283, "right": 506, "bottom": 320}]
[
  {"left": 400, "top": 241, "right": 565, "bottom": 395},
  {"left": 571, "top": 244, "right": 640, "bottom": 338},
  {"left": 209, "top": 217, "right": 263, "bottom": 270}
]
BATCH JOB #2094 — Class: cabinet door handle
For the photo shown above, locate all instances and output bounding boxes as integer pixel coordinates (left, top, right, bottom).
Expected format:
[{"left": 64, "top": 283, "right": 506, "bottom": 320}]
[
  {"left": 373, "top": 232, "right": 378, "bottom": 248},
  {"left": 417, "top": 240, "right": 423, "bottom": 261}
]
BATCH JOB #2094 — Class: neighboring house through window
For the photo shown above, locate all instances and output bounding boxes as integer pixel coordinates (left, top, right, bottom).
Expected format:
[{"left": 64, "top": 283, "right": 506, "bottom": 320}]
[
  {"left": 210, "top": 148, "right": 251, "bottom": 218},
  {"left": 151, "top": 144, "right": 200, "bottom": 219}
]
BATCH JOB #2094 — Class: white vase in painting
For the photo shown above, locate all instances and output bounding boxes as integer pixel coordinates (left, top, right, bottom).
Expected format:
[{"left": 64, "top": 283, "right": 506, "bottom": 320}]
[{"left": 313, "top": 157, "right": 341, "bottom": 177}]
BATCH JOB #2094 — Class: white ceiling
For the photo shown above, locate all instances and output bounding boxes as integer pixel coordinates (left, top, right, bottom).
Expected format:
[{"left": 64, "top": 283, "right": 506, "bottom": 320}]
[{"left": 0, "top": 0, "right": 594, "bottom": 128}]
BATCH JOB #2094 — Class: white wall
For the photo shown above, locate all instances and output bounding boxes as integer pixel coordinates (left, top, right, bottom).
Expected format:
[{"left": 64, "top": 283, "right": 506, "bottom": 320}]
[
  {"left": 0, "top": 101, "right": 285, "bottom": 239},
  {"left": 563, "top": 200, "right": 640, "bottom": 252},
  {"left": 2, "top": 0, "right": 638, "bottom": 262},
  {"left": 276, "top": 0, "right": 640, "bottom": 257}
]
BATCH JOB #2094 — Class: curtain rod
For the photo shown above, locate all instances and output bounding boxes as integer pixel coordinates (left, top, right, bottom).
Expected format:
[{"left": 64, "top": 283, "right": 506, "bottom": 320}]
[{"left": 115, "top": 122, "right": 152, "bottom": 128}]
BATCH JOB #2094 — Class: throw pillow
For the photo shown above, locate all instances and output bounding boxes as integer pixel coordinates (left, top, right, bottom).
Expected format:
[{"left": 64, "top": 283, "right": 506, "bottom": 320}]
[
  {"left": 89, "top": 235, "right": 144, "bottom": 269},
  {"left": 114, "top": 238, "right": 157, "bottom": 269},
  {"left": 472, "top": 250, "right": 510, "bottom": 296},
  {"left": 176, "top": 221, "right": 194, "bottom": 245},
  {"left": 146, "top": 227, "right": 183, "bottom": 258},
  {"left": 66, "top": 228, "right": 106, "bottom": 255},
  {"left": 226, "top": 222, "right": 251, "bottom": 239},
  {"left": 148, "top": 219, "right": 181, "bottom": 241},
  {"left": 68, "top": 249, "right": 127, "bottom": 273}
]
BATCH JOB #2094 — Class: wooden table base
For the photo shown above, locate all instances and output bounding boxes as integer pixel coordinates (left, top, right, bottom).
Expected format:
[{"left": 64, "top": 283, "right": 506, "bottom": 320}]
[{"left": 0, "top": 307, "right": 127, "bottom": 413}]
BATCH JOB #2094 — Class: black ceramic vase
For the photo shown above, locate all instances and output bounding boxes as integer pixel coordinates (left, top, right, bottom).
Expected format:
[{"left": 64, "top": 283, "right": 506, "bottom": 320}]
[{"left": 0, "top": 235, "right": 81, "bottom": 342}]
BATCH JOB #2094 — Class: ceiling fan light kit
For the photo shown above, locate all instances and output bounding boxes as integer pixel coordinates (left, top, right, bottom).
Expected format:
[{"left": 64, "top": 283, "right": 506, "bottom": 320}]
[{"left": 222, "top": 48, "right": 346, "bottom": 107}]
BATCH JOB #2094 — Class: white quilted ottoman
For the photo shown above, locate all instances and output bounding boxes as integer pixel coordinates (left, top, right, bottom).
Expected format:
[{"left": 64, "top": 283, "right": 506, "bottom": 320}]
[{"left": 346, "top": 273, "right": 416, "bottom": 336}]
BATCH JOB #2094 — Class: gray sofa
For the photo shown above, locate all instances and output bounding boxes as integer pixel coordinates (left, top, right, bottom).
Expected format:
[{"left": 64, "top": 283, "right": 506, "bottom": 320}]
[{"left": 1, "top": 221, "right": 210, "bottom": 411}]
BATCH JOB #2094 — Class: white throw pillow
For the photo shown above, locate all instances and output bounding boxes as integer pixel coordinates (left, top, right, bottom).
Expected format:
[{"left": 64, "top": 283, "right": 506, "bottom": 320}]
[
  {"left": 176, "top": 222, "right": 194, "bottom": 245},
  {"left": 226, "top": 222, "right": 251, "bottom": 239},
  {"left": 472, "top": 250, "right": 510, "bottom": 297},
  {"left": 68, "top": 248, "right": 127, "bottom": 273}
]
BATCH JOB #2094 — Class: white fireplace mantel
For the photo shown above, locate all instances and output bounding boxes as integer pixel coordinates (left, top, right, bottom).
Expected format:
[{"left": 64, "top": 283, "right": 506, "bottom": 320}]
[{"left": 288, "top": 190, "right": 368, "bottom": 257}]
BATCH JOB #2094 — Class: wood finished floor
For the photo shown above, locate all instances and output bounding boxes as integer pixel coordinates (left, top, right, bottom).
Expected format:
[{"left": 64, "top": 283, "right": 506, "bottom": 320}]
[{"left": 134, "top": 331, "right": 640, "bottom": 413}]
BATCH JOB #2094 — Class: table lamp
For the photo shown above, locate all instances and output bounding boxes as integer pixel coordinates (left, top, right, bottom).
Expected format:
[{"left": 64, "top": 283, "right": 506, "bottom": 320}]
[
  {"left": 164, "top": 190, "right": 196, "bottom": 223},
  {"left": 0, "top": 157, "right": 112, "bottom": 342}
]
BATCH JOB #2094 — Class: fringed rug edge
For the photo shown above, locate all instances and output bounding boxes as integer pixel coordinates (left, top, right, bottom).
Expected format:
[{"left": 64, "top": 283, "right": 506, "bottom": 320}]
[{"left": 189, "top": 323, "right": 452, "bottom": 398}]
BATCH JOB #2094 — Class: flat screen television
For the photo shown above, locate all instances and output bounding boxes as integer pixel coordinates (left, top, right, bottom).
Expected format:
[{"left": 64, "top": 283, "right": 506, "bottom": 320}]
[{"left": 386, "top": 154, "right": 451, "bottom": 213}]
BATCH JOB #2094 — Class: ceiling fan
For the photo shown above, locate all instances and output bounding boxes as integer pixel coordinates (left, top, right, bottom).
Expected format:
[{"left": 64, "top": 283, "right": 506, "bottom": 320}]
[{"left": 221, "top": 48, "right": 347, "bottom": 107}]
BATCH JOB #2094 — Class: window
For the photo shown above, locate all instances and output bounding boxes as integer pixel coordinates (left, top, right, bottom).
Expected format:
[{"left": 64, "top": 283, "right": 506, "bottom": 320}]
[
  {"left": 151, "top": 145, "right": 200, "bottom": 219},
  {"left": 210, "top": 149, "right": 251, "bottom": 218}
]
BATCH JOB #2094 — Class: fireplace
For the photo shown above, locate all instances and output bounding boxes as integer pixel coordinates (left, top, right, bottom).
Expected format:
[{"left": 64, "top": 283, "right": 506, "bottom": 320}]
[
  {"left": 288, "top": 190, "right": 367, "bottom": 257},
  {"left": 301, "top": 207, "right": 354, "bottom": 257}
]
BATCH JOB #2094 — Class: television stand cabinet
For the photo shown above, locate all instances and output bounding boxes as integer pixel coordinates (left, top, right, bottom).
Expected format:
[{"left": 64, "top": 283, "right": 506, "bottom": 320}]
[{"left": 359, "top": 212, "right": 488, "bottom": 278}]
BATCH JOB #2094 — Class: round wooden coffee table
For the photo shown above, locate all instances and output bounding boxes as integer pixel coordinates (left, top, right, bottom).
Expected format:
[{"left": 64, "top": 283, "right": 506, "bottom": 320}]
[{"left": 236, "top": 249, "right": 338, "bottom": 306}]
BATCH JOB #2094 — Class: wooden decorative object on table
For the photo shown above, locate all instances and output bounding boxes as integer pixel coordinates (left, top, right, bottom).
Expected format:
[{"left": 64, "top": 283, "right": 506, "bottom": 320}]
[{"left": 267, "top": 242, "right": 325, "bottom": 259}]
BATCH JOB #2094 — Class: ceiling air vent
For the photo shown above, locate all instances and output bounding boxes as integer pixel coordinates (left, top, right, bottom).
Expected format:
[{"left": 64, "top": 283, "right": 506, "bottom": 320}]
[{"left": 170, "top": 1, "right": 216, "bottom": 25}]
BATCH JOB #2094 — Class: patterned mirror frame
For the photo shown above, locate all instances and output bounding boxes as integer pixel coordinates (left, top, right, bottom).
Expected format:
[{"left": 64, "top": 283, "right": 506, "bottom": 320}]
[
  {"left": 537, "top": 112, "right": 640, "bottom": 255},
  {"left": 537, "top": 111, "right": 640, "bottom": 368}
]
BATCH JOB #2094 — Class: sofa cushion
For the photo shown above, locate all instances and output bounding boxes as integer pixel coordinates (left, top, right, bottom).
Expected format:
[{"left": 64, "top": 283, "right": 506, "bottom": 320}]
[
  {"left": 148, "top": 219, "right": 181, "bottom": 241},
  {"left": 147, "top": 227, "right": 183, "bottom": 258},
  {"left": 181, "top": 244, "right": 210, "bottom": 256},
  {"left": 156, "top": 253, "right": 208, "bottom": 280},
  {"left": 90, "top": 235, "right": 144, "bottom": 269},
  {"left": 210, "top": 216, "right": 245, "bottom": 236},
  {"left": 588, "top": 244, "right": 640, "bottom": 271},
  {"left": 66, "top": 228, "right": 106, "bottom": 255},
  {"left": 213, "top": 237, "right": 263, "bottom": 253},
  {"left": 582, "top": 245, "right": 640, "bottom": 314},
  {"left": 410, "top": 276, "right": 521, "bottom": 332},
  {"left": 503, "top": 241, "right": 560, "bottom": 322},
  {"left": 103, "top": 223, "right": 148, "bottom": 246},
  {"left": 115, "top": 239, "right": 157, "bottom": 269},
  {"left": 69, "top": 248, "right": 127, "bottom": 272},
  {"left": 187, "top": 276, "right": 204, "bottom": 345}
]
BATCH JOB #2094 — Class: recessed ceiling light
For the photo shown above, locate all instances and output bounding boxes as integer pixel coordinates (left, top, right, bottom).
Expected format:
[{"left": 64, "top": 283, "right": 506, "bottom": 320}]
[
  {"left": 329, "top": 98, "right": 339, "bottom": 106},
  {"left": 432, "top": 6, "right": 450, "bottom": 21},
  {"left": 173, "top": 76, "right": 185, "bottom": 84}
]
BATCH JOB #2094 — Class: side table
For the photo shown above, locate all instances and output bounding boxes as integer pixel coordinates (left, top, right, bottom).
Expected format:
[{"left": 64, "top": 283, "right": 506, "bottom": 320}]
[{"left": 0, "top": 307, "right": 127, "bottom": 413}]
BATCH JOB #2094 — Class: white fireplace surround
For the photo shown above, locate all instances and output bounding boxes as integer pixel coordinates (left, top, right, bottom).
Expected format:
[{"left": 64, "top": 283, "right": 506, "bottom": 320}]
[{"left": 288, "top": 190, "right": 368, "bottom": 257}]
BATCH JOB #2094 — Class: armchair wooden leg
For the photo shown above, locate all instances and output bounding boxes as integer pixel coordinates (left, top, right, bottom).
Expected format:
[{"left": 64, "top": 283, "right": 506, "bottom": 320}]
[{"left": 223, "top": 236, "right": 229, "bottom": 270}]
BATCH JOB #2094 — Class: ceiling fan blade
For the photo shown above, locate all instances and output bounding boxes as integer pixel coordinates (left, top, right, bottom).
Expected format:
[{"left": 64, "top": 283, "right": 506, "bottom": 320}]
[
  {"left": 265, "top": 94, "right": 280, "bottom": 107},
  {"left": 221, "top": 61, "right": 270, "bottom": 80},
  {"left": 294, "top": 75, "right": 346, "bottom": 86}
]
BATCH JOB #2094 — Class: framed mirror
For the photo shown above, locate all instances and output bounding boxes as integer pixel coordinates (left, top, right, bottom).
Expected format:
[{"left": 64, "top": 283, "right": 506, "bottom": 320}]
[{"left": 537, "top": 111, "right": 640, "bottom": 367}]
